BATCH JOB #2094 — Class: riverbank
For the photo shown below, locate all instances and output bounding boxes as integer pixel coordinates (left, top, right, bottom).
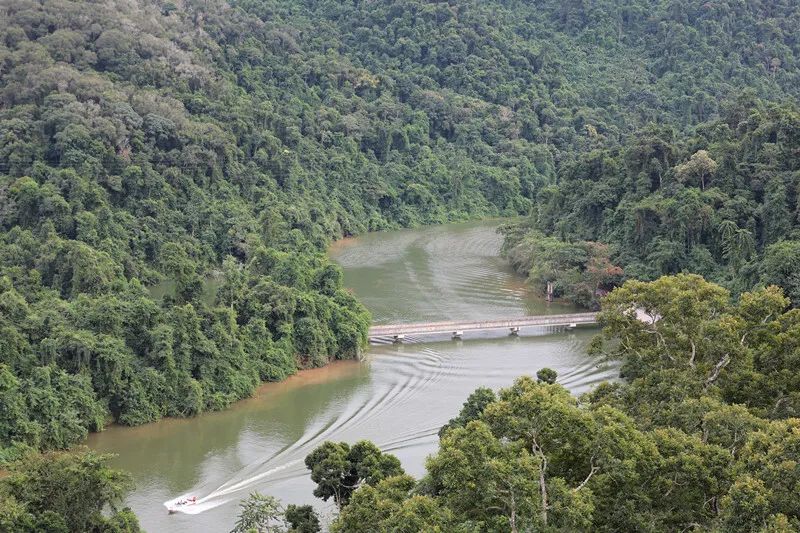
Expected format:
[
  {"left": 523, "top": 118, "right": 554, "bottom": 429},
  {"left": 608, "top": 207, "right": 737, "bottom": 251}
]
[
  {"left": 85, "top": 220, "right": 616, "bottom": 532},
  {"left": 86, "top": 360, "right": 364, "bottom": 443}
]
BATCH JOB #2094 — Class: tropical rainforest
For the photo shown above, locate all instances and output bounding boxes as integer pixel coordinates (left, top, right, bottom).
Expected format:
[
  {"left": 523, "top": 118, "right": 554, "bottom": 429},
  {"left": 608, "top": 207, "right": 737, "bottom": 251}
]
[
  {"left": 502, "top": 99, "right": 800, "bottom": 308},
  {"left": 1, "top": 0, "right": 800, "bottom": 530}
]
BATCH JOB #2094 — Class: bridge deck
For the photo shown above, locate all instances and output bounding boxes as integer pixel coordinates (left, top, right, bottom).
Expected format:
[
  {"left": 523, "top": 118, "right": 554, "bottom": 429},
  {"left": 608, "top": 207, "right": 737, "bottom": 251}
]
[{"left": 368, "top": 312, "right": 598, "bottom": 338}]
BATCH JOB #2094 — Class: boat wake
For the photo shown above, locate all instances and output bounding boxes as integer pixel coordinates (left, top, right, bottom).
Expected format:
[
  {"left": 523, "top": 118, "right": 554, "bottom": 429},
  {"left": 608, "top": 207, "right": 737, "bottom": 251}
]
[
  {"left": 164, "top": 494, "right": 231, "bottom": 515},
  {"left": 161, "top": 347, "right": 450, "bottom": 515},
  {"left": 160, "top": 328, "right": 615, "bottom": 518}
]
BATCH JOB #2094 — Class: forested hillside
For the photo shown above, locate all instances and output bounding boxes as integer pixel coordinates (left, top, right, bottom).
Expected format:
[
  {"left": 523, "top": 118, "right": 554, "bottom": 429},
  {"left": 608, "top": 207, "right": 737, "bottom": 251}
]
[
  {"left": 504, "top": 99, "right": 800, "bottom": 307},
  {"left": 2, "top": 0, "right": 800, "bottom": 464},
  {"left": 497, "top": 0, "right": 800, "bottom": 306}
]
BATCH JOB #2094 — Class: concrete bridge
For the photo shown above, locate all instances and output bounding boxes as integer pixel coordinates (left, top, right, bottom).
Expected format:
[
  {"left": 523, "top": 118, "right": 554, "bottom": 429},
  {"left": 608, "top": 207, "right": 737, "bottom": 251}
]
[{"left": 369, "top": 312, "right": 599, "bottom": 342}]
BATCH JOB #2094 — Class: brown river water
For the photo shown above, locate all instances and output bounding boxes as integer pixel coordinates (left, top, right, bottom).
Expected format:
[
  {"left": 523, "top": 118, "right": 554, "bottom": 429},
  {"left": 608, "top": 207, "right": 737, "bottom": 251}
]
[{"left": 86, "top": 220, "right": 618, "bottom": 532}]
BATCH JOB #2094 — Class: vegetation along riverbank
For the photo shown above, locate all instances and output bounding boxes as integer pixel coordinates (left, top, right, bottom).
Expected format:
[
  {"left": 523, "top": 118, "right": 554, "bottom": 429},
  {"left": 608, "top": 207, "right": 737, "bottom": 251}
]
[{"left": 2, "top": 0, "right": 800, "bottom": 530}]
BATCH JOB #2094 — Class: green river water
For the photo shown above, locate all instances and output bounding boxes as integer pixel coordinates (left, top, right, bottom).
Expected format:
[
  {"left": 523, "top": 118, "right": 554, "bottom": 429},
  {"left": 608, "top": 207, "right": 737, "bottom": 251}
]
[{"left": 87, "top": 220, "right": 618, "bottom": 532}]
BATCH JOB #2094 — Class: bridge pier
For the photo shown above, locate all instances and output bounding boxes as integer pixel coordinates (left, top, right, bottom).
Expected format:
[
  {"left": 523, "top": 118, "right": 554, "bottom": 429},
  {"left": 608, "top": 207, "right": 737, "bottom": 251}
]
[
  {"left": 509, "top": 327, "right": 520, "bottom": 336},
  {"left": 452, "top": 331, "right": 463, "bottom": 340}
]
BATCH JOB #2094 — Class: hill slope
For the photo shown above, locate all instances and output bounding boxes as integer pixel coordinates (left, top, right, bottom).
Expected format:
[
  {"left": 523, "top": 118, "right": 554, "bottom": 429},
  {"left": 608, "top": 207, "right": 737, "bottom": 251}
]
[{"left": 2, "top": 0, "right": 800, "bottom": 457}]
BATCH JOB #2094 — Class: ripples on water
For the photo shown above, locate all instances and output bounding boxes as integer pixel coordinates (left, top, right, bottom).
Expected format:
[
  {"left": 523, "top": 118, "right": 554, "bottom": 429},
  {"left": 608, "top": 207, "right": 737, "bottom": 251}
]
[
  {"left": 331, "top": 221, "right": 577, "bottom": 323},
  {"left": 88, "top": 221, "right": 619, "bottom": 532}
]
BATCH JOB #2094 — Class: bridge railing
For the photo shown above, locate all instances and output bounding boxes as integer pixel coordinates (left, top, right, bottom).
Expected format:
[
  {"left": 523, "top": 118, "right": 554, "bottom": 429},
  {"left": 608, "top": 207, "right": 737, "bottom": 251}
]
[{"left": 368, "top": 312, "right": 598, "bottom": 337}]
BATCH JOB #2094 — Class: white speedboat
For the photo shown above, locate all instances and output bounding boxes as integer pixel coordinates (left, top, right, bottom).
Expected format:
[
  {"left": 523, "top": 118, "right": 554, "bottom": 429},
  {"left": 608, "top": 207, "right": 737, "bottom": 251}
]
[{"left": 168, "top": 496, "right": 197, "bottom": 514}]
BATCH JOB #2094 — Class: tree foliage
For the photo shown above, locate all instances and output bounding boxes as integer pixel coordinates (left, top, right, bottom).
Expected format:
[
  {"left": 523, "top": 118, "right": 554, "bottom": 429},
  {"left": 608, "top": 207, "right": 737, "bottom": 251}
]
[
  {"left": 0, "top": 449, "right": 140, "bottom": 533},
  {"left": 504, "top": 102, "right": 800, "bottom": 302},
  {"left": 3, "top": 0, "right": 800, "bottom": 527},
  {"left": 3, "top": 0, "right": 800, "bottom": 455},
  {"left": 305, "top": 440, "right": 404, "bottom": 510},
  {"left": 284, "top": 504, "right": 321, "bottom": 533},
  {"left": 231, "top": 493, "right": 285, "bottom": 533}
]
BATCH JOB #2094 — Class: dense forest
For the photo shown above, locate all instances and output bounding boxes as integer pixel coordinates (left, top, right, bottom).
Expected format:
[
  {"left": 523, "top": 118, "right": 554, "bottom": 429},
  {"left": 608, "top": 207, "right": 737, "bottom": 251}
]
[
  {"left": 3, "top": 0, "right": 800, "bottom": 458},
  {"left": 2, "top": 0, "right": 800, "bottom": 530},
  {"left": 497, "top": 1, "right": 800, "bottom": 306},
  {"left": 503, "top": 100, "right": 800, "bottom": 308}
]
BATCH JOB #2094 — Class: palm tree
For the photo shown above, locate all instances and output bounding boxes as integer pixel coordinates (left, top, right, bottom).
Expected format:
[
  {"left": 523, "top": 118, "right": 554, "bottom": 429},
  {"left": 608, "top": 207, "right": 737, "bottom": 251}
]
[
  {"left": 732, "top": 228, "right": 755, "bottom": 263},
  {"left": 718, "top": 220, "right": 754, "bottom": 268}
]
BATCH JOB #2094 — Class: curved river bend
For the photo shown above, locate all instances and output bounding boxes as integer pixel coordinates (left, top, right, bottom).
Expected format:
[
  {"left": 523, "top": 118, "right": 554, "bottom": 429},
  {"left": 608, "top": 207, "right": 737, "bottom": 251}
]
[{"left": 87, "top": 220, "right": 618, "bottom": 532}]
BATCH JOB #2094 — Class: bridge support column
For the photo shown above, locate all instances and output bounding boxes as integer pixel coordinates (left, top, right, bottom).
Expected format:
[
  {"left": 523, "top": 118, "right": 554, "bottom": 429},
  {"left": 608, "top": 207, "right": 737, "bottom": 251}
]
[
  {"left": 509, "top": 327, "right": 520, "bottom": 336},
  {"left": 393, "top": 334, "right": 405, "bottom": 343},
  {"left": 452, "top": 331, "right": 463, "bottom": 340}
]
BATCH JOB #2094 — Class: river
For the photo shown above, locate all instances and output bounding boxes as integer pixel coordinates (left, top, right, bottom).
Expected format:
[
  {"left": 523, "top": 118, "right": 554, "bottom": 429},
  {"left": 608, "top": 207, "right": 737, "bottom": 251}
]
[{"left": 86, "top": 220, "right": 618, "bottom": 532}]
